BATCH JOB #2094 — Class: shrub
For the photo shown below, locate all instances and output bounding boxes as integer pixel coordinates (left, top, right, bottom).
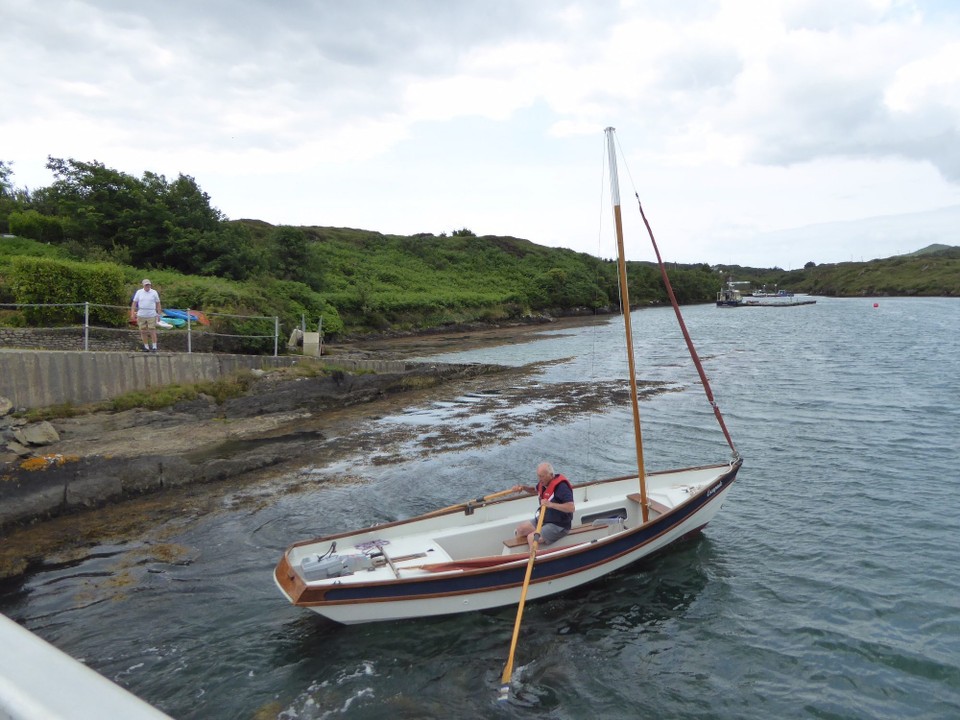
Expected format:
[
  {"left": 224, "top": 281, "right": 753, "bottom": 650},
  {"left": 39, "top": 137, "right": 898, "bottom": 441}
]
[{"left": 10, "top": 256, "right": 126, "bottom": 325}]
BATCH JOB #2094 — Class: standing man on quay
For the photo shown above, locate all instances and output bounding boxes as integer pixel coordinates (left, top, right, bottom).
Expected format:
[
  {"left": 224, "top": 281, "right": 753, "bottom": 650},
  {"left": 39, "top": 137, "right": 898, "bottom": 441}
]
[{"left": 130, "top": 278, "right": 162, "bottom": 352}]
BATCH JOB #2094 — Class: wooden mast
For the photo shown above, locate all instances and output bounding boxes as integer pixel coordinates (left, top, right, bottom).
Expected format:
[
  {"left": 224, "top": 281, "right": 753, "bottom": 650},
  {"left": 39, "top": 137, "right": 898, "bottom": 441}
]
[{"left": 605, "top": 127, "right": 649, "bottom": 523}]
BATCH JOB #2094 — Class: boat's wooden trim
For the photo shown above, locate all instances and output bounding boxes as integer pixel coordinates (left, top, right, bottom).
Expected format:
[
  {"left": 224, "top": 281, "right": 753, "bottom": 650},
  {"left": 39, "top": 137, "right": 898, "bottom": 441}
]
[
  {"left": 416, "top": 555, "right": 525, "bottom": 572},
  {"left": 275, "top": 554, "right": 310, "bottom": 603}
]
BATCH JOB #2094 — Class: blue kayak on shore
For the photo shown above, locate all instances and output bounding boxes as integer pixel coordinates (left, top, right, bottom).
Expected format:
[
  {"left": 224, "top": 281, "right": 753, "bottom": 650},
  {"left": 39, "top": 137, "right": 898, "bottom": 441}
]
[
  {"left": 162, "top": 309, "right": 210, "bottom": 326},
  {"left": 164, "top": 309, "right": 198, "bottom": 322}
]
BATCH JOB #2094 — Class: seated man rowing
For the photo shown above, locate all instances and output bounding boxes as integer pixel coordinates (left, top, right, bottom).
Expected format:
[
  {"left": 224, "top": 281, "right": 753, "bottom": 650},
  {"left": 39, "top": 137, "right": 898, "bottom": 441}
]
[{"left": 512, "top": 462, "right": 575, "bottom": 548}]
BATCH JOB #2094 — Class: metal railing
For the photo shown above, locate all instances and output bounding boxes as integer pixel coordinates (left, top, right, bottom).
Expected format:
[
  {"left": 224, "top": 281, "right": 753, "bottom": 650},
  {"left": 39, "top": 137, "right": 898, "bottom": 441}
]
[{"left": 0, "top": 302, "right": 280, "bottom": 355}]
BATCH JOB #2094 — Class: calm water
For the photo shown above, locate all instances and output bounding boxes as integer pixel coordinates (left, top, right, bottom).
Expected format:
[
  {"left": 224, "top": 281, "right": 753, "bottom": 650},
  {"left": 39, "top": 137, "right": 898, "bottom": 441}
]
[{"left": 2, "top": 296, "right": 959, "bottom": 719}]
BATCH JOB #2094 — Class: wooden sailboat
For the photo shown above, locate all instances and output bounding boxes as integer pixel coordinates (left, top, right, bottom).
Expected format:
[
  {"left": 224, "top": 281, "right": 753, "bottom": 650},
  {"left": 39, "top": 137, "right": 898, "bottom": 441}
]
[{"left": 273, "top": 128, "right": 743, "bottom": 625}]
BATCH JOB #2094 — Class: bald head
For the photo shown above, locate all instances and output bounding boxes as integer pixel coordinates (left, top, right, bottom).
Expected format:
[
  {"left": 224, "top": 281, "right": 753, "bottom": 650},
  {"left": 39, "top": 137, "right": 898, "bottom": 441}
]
[{"left": 536, "top": 462, "right": 555, "bottom": 481}]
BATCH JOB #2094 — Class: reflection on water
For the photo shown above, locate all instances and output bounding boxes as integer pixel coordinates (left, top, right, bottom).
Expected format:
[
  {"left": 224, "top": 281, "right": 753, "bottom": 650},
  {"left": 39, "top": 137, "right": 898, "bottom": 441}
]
[{"left": 555, "top": 536, "right": 716, "bottom": 639}]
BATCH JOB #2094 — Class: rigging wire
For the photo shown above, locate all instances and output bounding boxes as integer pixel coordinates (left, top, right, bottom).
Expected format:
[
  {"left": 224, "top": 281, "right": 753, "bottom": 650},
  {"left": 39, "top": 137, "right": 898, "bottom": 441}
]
[
  {"left": 583, "top": 134, "right": 615, "bottom": 483},
  {"left": 609, "top": 134, "right": 740, "bottom": 459}
]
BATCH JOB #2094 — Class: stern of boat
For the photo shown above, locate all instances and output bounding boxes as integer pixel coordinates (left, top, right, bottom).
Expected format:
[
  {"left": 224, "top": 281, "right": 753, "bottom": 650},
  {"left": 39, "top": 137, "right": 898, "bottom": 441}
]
[{"left": 274, "top": 553, "right": 306, "bottom": 604}]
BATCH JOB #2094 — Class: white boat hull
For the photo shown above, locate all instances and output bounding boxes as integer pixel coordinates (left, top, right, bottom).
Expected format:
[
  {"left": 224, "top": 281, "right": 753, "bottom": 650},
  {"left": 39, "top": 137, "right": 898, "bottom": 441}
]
[{"left": 274, "top": 461, "right": 740, "bottom": 624}]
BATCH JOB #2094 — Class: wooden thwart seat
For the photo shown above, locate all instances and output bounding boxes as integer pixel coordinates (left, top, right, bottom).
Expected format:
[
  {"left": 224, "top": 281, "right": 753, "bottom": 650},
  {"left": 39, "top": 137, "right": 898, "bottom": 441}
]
[
  {"left": 626, "top": 493, "right": 672, "bottom": 517},
  {"left": 503, "top": 522, "right": 600, "bottom": 549}
]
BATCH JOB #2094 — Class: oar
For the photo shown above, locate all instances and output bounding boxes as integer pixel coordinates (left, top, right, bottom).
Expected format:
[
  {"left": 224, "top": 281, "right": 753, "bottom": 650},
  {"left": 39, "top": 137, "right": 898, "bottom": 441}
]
[
  {"left": 498, "top": 505, "right": 547, "bottom": 702},
  {"left": 421, "top": 488, "right": 520, "bottom": 518}
]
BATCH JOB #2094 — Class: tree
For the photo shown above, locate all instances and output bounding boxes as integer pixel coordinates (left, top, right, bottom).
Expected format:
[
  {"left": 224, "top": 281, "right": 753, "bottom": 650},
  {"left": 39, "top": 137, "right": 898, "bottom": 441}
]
[
  {"left": 7, "top": 209, "right": 64, "bottom": 242},
  {"left": 39, "top": 157, "right": 145, "bottom": 250},
  {"left": 0, "top": 160, "right": 12, "bottom": 197},
  {"left": 0, "top": 160, "right": 26, "bottom": 234},
  {"left": 31, "top": 157, "right": 233, "bottom": 275},
  {"left": 163, "top": 174, "right": 223, "bottom": 231},
  {"left": 267, "top": 226, "right": 311, "bottom": 283},
  {"left": 627, "top": 263, "right": 664, "bottom": 304},
  {"left": 127, "top": 172, "right": 225, "bottom": 267},
  {"left": 165, "top": 224, "right": 261, "bottom": 281}
]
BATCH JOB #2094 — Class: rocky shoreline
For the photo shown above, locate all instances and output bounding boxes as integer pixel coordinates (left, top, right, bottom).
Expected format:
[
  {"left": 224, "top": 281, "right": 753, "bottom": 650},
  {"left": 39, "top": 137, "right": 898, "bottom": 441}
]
[{"left": 0, "top": 359, "right": 508, "bottom": 531}]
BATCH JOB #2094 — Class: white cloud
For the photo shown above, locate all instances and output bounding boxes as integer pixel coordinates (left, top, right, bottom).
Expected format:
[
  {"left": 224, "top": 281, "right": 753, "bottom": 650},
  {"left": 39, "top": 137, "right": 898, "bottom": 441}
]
[
  {"left": 2, "top": 0, "right": 960, "bottom": 267},
  {"left": 886, "top": 42, "right": 960, "bottom": 118}
]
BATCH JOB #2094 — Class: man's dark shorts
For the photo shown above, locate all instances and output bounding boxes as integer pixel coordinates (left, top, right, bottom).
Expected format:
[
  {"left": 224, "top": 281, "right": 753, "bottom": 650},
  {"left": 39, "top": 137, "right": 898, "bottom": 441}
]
[{"left": 539, "top": 523, "right": 569, "bottom": 545}]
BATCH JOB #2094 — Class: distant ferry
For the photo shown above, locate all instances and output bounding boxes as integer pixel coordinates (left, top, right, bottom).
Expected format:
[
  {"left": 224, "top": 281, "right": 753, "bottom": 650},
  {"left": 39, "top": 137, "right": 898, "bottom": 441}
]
[{"left": 716, "top": 287, "right": 743, "bottom": 307}]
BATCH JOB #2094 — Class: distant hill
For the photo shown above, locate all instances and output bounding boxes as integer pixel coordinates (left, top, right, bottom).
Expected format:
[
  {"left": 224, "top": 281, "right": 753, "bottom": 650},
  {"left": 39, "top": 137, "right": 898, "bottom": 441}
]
[
  {"left": 730, "top": 244, "right": 960, "bottom": 297},
  {"left": 900, "top": 243, "right": 959, "bottom": 257},
  {"left": 742, "top": 205, "right": 960, "bottom": 269}
]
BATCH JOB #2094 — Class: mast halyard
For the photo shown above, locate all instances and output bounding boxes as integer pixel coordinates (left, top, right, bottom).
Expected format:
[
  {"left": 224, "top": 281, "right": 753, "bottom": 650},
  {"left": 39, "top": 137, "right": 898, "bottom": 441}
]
[{"left": 605, "top": 126, "right": 649, "bottom": 523}]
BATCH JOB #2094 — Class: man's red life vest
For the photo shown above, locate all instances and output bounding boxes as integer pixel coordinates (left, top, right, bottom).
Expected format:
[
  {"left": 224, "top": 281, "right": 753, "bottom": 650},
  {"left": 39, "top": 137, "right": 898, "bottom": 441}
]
[
  {"left": 538, "top": 473, "right": 571, "bottom": 502},
  {"left": 535, "top": 473, "right": 573, "bottom": 529}
]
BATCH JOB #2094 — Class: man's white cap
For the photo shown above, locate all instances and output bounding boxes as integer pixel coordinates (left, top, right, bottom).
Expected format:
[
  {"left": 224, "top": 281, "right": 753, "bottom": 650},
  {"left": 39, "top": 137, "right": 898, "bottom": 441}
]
[{"left": 142, "top": 279, "right": 152, "bottom": 285}]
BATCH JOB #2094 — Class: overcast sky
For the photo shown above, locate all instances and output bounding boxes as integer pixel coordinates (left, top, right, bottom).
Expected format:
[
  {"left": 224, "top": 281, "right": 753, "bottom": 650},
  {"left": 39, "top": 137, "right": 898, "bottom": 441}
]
[{"left": 4, "top": 0, "right": 960, "bottom": 269}]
